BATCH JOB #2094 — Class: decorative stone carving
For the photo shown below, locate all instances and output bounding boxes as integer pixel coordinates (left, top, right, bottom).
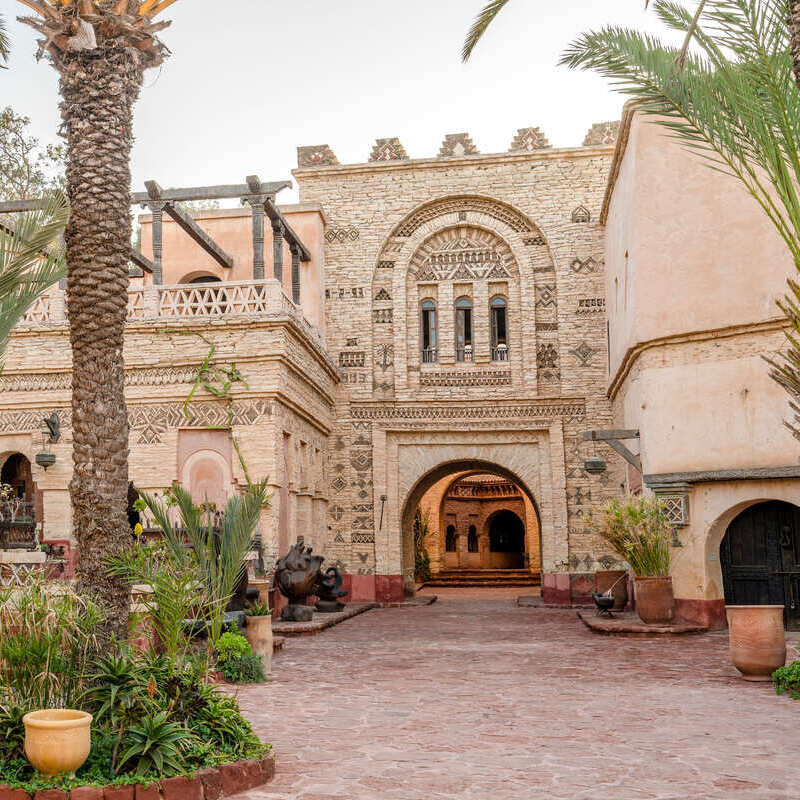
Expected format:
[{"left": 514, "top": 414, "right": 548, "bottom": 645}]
[
  {"left": 438, "top": 133, "right": 479, "bottom": 158},
  {"left": 509, "top": 127, "right": 551, "bottom": 151},
  {"left": 420, "top": 371, "right": 512, "bottom": 387},
  {"left": 571, "top": 205, "right": 591, "bottom": 223},
  {"left": 583, "top": 121, "right": 620, "bottom": 147},
  {"left": 297, "top": 144, "right": 339, "bottom": 168},
  {"left": 394, "top": 196, "right": 537, "bottom": 237},
  {"left": 325, "top": 226, "right": 360, "bottom": 244},
  {"left": 369, "top": 138, "right": 409, "bottom": 162}
]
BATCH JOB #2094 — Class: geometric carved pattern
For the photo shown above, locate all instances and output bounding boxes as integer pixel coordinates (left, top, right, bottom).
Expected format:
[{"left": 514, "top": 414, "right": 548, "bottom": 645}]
[
  {"left": 325, "top": 226, "right": 360, "bottom": 244},
  {"left": 537, "top": 343, "right": 559, "bottom": 369},
  {"left": 583, "top": 121, "right": 620, "bottom": 147},
  {"left": 0, "top": 373, "right": 72, "bottom": 392},
  {"left": 509, "top": 127, "right": 551, "bottom": 152},
  {"left": 22, "top": 295, "right": 52, "bottom": 323},
  {"left": 339, "top": 352, "right": 366, "bottom": 368},
  {"left": 420, "top": 370, "right": 512, "bottom": 387},
  {"left": 128, "top": 400, "right": 272, "bottom": 445},
  {"left": 350, "top": 400, "right": 586, "bottom": 421},
  {"left": 570, "top": 341, "right": 597, "bottom": 367},
  {"left": 158, "top": 283, "right": 274, "bottom": 317},
  {"left": 0, "top": 407, "right": 72, "bottom": 433},
  {"left": 297, "top": 144, "right": 339, "bottom": 168},
  {"left": 370, "top": 138, "right": 409, "bottom": 162},
  {"left": 570, "top": 257, "right": 599, "bottom": 274},
  {"left": 571, "top": 205, "right": 591, "bottom": 223},
  {"left": 394, "top": 196, "right": 537, "bottom": 238},
  {"left": 660, "top": 494, "right": 689, "bottom": 526},
  {"left": 535, "top": 285, "right": 557, "bottom": 308},
  {"left": 375, "top": 288, "right": 391, "bottom": 301},
  {"left": 439, "top": 133, "right": 479, "bottom": 157}
]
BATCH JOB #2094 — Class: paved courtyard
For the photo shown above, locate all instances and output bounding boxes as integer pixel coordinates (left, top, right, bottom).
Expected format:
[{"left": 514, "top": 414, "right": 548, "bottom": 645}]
[{"left": 235, "top": 588, "right": 799, "bottom": 800}]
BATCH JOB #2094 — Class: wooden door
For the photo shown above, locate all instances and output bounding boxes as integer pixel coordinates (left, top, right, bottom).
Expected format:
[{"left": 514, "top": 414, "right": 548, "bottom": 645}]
[{"left": 720, "top": 501, "right": 800, "bottom": 630}]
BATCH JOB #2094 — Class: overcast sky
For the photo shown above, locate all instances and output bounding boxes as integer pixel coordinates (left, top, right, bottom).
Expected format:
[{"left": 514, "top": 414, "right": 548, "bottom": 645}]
[{"left": 2, "top": 0, "right": 674, "bottom": 202}]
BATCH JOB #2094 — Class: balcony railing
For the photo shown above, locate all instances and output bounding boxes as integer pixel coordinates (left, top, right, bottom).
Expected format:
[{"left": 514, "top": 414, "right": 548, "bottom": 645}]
[
  {"left": 17, "top": 279, "right": 323, "bottom": 349},
  {"left": 455, "top": 345, "right": 474, "bottom": 363},
  {"left": 492, "top": 345, "right": 510, "bottom": 362},
  {"left": 422, "top": 347, "right": 438, "bottom": 364}
]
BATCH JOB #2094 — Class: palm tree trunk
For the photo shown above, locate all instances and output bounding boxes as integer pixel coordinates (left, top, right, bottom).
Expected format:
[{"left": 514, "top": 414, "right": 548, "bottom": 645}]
[
  {"left": 789, "top": 0, "right": 800, "bottom": 89},
  {"left": 59, "top": 45, "right": 143, "bottom": 642}
]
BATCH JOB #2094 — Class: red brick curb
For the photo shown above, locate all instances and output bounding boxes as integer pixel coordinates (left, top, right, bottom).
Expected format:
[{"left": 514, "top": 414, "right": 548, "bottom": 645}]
[{"left": 0, "top": 755, "right": 275, "bottom": 800}]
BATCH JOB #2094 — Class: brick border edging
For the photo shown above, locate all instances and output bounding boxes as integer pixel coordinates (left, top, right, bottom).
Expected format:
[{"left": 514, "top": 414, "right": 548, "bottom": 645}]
[{"left": 0, "top": 754, "right": 276, "bottom": 800}]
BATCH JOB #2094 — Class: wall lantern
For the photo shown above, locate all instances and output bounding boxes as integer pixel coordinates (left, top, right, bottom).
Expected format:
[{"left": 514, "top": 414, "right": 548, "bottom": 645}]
[
  {"left": 584, "top": 457, "right": 607, "bottom": 475},
  {"left": 35, "top": 451, "right": 56, "bottom": 471}
]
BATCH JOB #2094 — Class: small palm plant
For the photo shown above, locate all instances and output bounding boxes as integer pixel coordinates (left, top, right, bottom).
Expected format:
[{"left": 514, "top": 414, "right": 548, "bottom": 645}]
[{"left": 135, "top": 481, "right": 270, "bottom": 648}]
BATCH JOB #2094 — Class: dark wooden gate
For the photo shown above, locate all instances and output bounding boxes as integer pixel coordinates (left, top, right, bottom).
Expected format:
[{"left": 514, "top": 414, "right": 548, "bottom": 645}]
[{"left": 720, "top": 501, "right": 800, "bottom": 630}]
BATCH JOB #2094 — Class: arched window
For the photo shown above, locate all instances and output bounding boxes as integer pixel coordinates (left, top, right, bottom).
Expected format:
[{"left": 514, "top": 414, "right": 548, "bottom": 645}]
[
  {"left": 490, "top": 296, "right": 508, "bottom": 361},
  {"left": 421, "top": 299, "right": 438, "bottom": 363},
  {"left": 445, "top": 525, "right": 457, "bottom": 552},
  {"left": 455, "top": 297, "right": 473, "bottom": 362},
  {"left": 467, "top": 525, "right": 478, "bottom": 553},
  {"left": 188, "top": 275, "right": 221, "bottom": 285}
]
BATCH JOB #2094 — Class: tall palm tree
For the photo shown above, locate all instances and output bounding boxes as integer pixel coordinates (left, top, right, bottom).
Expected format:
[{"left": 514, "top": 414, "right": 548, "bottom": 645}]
[{"left": 17, "top": 0, "right": 178, "bottom": 641}]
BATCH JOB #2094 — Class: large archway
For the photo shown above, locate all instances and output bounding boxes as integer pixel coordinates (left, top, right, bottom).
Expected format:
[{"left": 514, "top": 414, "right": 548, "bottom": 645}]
[
  {"left": 402, "top": 459, "right": 541, "bottom": 590},
  {"left": 720, "top": 500, "right": 800, "bottom": 630}
]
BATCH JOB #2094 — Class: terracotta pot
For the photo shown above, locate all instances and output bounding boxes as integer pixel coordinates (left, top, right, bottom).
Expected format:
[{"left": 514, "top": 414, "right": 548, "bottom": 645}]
[
  {"left": 245, "top": 613, "right": 273, "bottom": 677},
  {"left": 23, "top": 709, "right": 92, "bottom": 776},
  {"left": 249, "top": 578, "right": 271, "bottom": 607},
  {"left": 726, "top": 605, "right": 786, "bottom": 682},
  {"left": 634, "top": 576, "right": 674, "bottom": 625},
  {"left": 595, "top": 570, "right": 629, "bottom": 611}
]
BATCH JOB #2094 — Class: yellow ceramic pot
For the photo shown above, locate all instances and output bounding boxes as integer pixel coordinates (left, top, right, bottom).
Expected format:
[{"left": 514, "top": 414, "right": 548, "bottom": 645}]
[{"left": 23, "top": 709, "right": 92, "bottom": 776}]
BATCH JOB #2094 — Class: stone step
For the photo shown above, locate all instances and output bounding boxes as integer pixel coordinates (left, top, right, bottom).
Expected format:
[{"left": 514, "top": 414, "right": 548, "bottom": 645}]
[{"left": 423, "top": 571, "right": 541, "bottom": 588}]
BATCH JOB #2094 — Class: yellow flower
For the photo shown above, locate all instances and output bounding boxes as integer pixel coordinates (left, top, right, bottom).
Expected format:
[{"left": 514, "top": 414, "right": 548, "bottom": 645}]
[{"left": 134, "top": 523, "right": 143, "bottom": 538}]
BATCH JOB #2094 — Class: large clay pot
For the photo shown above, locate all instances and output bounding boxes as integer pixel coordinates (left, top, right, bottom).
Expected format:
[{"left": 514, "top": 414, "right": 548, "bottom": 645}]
[
  {"left": 245, "top": 613, "right": 273, "bottom": 677},
  {"left": 634, "top": 576, "right": 674, "bottom": 625},
  {"left": 726, "top": 605, "right": 786, "bottom": 682},
  {"left": 595, "top": 570, "right": 629, "bottom": 611},
  {"left": 23, "top": 710, "right": 92, "bottom": 776}
]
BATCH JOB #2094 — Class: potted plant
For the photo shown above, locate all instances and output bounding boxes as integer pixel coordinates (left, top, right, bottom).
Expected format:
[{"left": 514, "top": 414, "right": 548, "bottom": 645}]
[
  {"left": 244, "top": 603, "right": 273, "bottom": 677},
  {"left": 594, "top": 495, "right": 674, "bottom": 625},
  {"left": 726, "top": 605, "right": 786, "bottom": 681}
]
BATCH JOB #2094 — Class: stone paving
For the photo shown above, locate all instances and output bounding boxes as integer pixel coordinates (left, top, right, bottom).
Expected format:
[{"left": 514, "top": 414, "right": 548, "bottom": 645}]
[{"left": 234, "top": 588, "right": 800, "bottom": 800}]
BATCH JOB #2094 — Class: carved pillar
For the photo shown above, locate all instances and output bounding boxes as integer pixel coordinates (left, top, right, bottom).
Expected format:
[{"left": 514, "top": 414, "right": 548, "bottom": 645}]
[
  {"left": 290, "top": 243, "right": 301, "bottom": 304},
  {"left": 272, "top": 221, "right": 284, "bottom": 285},
  {"left": 243, "top": 196, "right": 267, "bottom": 280},
  {"left": 147, "top": 201, "right": 167, "bottom": 286}
]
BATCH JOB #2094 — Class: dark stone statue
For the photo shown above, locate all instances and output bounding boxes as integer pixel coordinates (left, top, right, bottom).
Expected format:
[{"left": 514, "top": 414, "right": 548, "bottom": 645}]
[
  {"left": 275, "top": 540, "right": 325, "bottom": 622},
  {"left": 316, "top": 566, "right": 348, "bottom": 613}
]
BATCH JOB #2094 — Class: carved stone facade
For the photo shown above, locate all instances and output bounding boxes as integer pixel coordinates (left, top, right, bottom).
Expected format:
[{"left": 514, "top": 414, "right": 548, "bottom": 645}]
[{"left": 294, "top": 134, "right": 624, "bottom": 596}]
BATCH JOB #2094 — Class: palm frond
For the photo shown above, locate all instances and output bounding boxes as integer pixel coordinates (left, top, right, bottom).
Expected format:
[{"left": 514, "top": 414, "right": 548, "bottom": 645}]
[
  {"left": 462, "top": 0, "right": 512, "bottom": 62},
  {"left": 0, "top": 192, "right": 67, "bottom": 369},
  {"left": 0, "top": 14, "right": 9, "bottom": 66}
]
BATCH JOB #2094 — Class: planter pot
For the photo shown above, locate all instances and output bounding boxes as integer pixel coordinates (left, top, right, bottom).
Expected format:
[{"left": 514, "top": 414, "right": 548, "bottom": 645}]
[
  {"left": 634, "top": 576, "right": 674, "bottom": 625},
  {"left": 245, "top": 614, "right": 273, "bottom": 677},
  {"left": 726, "top": 605, "right": 786, "bottom": 682},
  {"left": 23, "top": 709, "right": 92, "bottom": 776},
  {"left": 249, "top": 578, "right": 271, "bottom": 606},
  {"left": 595, "top": 570, "right": 628, "bottom": 611}
]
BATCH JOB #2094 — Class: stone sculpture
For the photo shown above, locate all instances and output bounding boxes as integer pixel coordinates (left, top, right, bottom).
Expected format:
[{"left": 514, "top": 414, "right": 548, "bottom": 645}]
[
  {"left": 316, "top": 566, "right": 348, "bottom": 613},
  {"left": 274, "top": 540, "right": 325, "bottom": 622}
]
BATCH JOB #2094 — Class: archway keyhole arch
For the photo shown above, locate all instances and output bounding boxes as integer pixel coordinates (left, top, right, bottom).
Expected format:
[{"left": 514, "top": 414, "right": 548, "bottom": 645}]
[{"left": 402, "top": 459, "right": 542, "bottom": 589}]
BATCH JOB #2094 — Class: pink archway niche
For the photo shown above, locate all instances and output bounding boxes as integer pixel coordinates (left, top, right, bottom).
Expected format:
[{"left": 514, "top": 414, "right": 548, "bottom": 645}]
[{"left": 177, "top": 430, "right": 234, "bottom": 511}]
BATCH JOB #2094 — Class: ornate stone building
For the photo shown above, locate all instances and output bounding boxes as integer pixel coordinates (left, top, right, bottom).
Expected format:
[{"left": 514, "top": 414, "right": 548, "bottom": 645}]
[{"left": 0, "top": 122, "right": 625, "bottom": 602}]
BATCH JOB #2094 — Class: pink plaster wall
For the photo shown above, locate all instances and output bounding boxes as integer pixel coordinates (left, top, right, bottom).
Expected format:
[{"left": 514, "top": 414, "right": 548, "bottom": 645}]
[
  {"left": 605, "top": 113, "right": 798, "bottom": 474},
  {"left": 138, "top": 204, "right": 326, "bottom": 334}
]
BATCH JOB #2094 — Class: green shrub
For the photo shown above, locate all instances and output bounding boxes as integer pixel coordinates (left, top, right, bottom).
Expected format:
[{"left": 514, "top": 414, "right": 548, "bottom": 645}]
[
  {"left": 219, "top": 653, "right": 266, "bottom": 685},
  {"left": 117, "top": 710, "right": 192, "bottom": 777},
  {"left": 215, "top": 631, "right": 250, "bottom": 662},
  {"left": 774, "top": 660, "right": 800, "bottom": 699},
  {"left": 415, "top": 548, "right": 431, "bottom": 583}
]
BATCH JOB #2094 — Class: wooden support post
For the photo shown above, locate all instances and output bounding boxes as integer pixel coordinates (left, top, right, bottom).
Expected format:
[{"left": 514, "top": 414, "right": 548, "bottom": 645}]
[
  {"left": 272, "top": 220, "right": 284, "bottom": 284},
  {"left": 290, "top": 243, "right": 301, "bottom": 304},
  {"left": 582, "top": 429, "right": 642, "bottom": 472},
  {"left": 243, "top": 176, "right": 266, "bottom": 281},
  {"left": 148, "top": 200, "right": 166, "bottom": 285}
]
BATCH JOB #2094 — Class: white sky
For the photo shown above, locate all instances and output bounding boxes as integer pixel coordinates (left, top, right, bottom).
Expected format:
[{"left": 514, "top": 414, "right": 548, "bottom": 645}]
[{"left": 1, "top": 0, "right": 675, "bottom": 202}]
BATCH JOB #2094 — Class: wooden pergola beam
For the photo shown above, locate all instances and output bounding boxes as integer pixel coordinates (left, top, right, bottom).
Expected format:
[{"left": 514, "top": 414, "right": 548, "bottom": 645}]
[
  {"left": 129, "top": 248, "right": 155, "bottom": 274},
  {"left": 264, "top": 198, "right": 312, "bottom": 263},
  {"left": 583, "top": 429, "right": 642, "bottom": 472},
  {"left": 145, "top": 180, "right": 234, "bottom": 270}
]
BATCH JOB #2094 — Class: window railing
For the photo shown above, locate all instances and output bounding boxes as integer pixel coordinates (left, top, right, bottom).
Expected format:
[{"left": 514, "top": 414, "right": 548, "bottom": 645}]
[
  {"left": 422, "top": 347, "right": 438, "bottom": 364},
  {"left": 492, "top": 344, "right": 510, "bottom": 362},
  {"left": 456, "top": 345, "right": 474, "bottom": 363}
]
